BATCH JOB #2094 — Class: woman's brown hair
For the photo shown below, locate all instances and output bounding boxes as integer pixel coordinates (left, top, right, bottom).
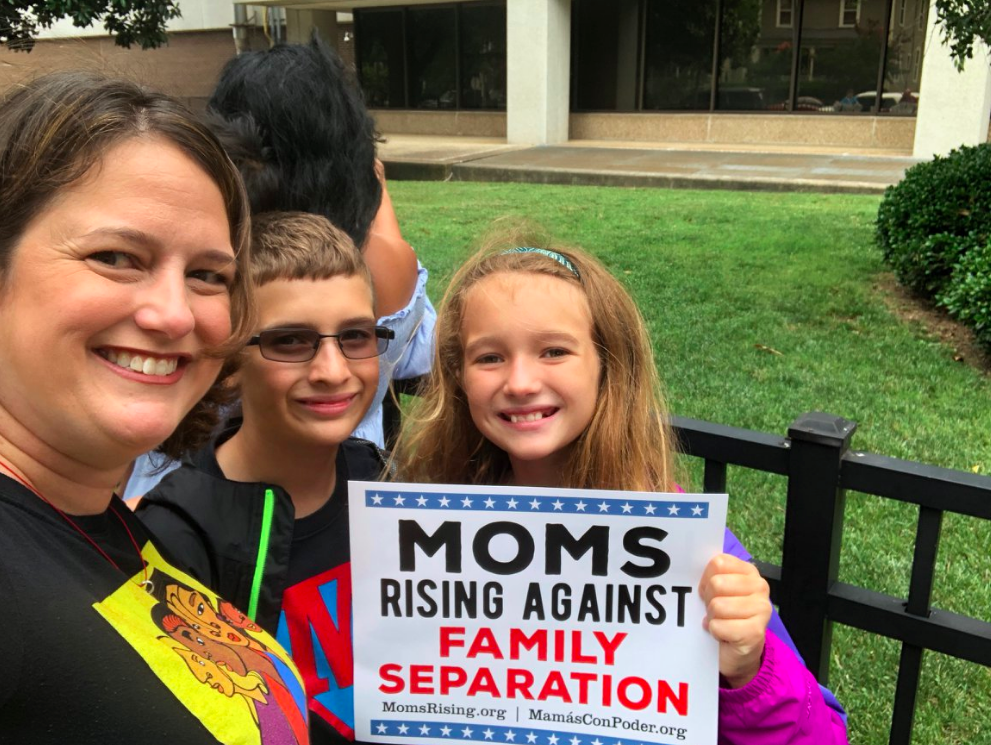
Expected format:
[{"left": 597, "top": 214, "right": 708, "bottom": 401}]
[
  {"left": 0, "top": 70, "right": 254, "bottom": 458},
  {"left": 397, "top": 225, "right": 678, "bottom": 492}
]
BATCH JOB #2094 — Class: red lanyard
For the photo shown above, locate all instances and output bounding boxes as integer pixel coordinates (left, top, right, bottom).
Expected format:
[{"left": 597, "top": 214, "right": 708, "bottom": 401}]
[{"left": 0, "top": 454, "right": 149, "bottom": 586}]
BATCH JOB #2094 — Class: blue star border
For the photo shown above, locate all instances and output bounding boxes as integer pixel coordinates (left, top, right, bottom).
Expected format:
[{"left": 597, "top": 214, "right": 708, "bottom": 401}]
[
  {"left": 364, "top": 491, "right": 709, "bottom": 519},
  {"left": 370, "top": 719, "right": 681, "bottom": 745}
]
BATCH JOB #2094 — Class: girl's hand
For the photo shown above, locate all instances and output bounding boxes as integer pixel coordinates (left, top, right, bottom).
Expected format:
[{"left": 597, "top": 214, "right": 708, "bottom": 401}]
[{"left": 698, "top": 553, "right": 772, "bottom": 688}]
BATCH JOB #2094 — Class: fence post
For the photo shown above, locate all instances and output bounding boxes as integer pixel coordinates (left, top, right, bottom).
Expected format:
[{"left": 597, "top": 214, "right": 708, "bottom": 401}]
[{"left": 778, "top": 412, "right": 857, "bottom": 683}]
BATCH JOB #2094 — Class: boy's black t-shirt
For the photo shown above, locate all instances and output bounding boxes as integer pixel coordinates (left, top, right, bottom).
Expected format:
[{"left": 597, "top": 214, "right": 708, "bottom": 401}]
[
  {"left": 0, "top": 474, "right": 310, "bottom": 745},
  {"left": 285, "top": 468, "right": 352, "bottom": 589},
  {"left": 275, "top": 464, "right": 356, "bottom": 743}
]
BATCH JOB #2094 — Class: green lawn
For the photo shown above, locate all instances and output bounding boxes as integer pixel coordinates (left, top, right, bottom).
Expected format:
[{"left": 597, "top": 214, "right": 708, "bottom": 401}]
[{"left": 390, "top": 181, "right": 991, "bottom": 745}]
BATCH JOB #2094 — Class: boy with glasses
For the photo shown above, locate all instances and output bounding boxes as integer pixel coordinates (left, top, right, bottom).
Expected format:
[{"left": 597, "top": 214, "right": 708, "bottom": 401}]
[{"left": 139, "top": 212, "right": 391, "bottom": 745}]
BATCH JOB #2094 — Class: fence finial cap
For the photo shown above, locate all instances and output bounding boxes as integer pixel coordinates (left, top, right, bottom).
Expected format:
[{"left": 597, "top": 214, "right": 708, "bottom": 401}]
[{"left": 788, "top": 412, "right": 857, "bottom": 447}]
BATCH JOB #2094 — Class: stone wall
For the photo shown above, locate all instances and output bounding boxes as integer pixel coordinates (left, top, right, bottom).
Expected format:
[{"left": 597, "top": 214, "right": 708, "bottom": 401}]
[
  {"left": 368, "top": 108, "right": 917, "bottom": 152},
  {"left": 570, "top": 112, "right": 917, "bottom": 152},
  {"left": 370, "top": 110, "right": 507, "bottom": 138}
]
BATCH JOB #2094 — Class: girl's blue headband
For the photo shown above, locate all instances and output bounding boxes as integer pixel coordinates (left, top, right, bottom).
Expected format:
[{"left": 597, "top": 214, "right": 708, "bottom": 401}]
[{"left": 501, "top": 247, "right": 580, "bottom": 279}]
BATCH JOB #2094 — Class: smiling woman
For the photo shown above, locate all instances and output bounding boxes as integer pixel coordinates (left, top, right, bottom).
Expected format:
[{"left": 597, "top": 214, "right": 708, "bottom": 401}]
[
  {"left": 6, "top": 137, "right": 240, "bottom": 473},
  {"left": 0, "top": 72, "right": 310, "bottom": 745}
]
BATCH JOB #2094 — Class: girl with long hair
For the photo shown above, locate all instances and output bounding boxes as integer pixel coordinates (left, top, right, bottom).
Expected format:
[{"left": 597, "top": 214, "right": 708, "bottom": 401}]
[{"left": 398, "top": 231, "right": 848, "bottom": 744}]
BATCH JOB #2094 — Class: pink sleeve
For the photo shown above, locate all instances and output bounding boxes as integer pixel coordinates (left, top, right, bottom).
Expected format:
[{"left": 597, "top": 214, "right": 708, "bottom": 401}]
[{"left": 717, "top": 631, "right": 849, "bottom": 745}]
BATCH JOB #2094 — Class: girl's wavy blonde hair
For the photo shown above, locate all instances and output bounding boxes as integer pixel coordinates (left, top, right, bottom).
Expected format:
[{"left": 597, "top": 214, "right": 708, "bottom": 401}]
[{"left": 397, "top": 226, "right": 678, "bottom": 492}]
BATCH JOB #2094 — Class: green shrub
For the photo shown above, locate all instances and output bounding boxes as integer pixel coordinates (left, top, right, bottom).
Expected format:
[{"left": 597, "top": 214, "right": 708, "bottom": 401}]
[
  {"left": 876, "top": 143, "right": 991, "bottom": 297},
  {"left": 937, "top": 241, "right": 991, "bottom": 351}
]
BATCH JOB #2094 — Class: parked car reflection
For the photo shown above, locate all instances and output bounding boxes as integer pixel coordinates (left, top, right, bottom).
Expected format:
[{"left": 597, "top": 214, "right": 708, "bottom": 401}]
[
  {"left": 685, "top": 87, "right": 766, "bottom": 111},
  {"left": 856, "top": 91, "right": 901, "bottom": 112},
  {"left": 767, "top": 96, "right": 827, "bottom": 112}
]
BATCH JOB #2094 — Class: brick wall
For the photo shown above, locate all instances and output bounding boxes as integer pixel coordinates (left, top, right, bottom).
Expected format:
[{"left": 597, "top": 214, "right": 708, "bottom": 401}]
[{"left": 0, "top": 29, "right": 244, "bottom": 111}]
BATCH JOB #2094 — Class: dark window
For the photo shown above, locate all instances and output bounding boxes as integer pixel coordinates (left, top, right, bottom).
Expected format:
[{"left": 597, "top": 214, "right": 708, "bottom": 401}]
[
  {"left": 460, "top": 2, "right": 507, "bottom": 109},
  {"left": 642, "top": 0, "right": 717, "bottom": 111},
  {"left": 572, "top": 0, "right": 641, "bottom": 111},
  {"left": 797, "top": 0, "right": 883, "bottom": 112},
  {"left": 408, "top": 7, "right": 457, "bottom": 109},
  {"left": 356, "top": 2, "right": 506, "bottom": 111},
  {"left": 352, "top": 0, "right": 928, "bottom": 119},
  {"left": 883, "top": 0, "right": 927, "bottom": 114},
  {"left": 717, "top": 0, "right": 780, "bottom": 111},
  {"left": 355, "top": 10, "right": 405, "bottom": 108},
  {"left": 778, "top": 0, "right": 794, "bottom": 28},
  {"left": 840, "top": 0, "right": 860, "bottom": 28}
]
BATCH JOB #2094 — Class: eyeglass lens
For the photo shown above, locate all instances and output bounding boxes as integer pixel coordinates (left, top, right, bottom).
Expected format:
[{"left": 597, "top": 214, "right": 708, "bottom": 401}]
[{"left": 259, "top": 327, "right": 387, "bottom": 361}]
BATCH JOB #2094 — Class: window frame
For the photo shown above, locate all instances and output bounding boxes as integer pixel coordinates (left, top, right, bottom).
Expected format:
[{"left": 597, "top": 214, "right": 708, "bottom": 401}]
[
  {"left": 355, "top": 1, "right": 507, "bottom": 111},
  {"left": 565, "top": 0, "right": 917, "bottom": 117},
  {"left": 777, "top": 0, "right": 794, "bottom": 28},
  {"left": 839, "top": 0, "right": 861, "bottom": 28}
]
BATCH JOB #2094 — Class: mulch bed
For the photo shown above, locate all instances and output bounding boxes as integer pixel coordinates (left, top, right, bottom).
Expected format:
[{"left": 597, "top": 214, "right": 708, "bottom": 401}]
[{"left": 875, "top": 272, "right": 991, "bottom": 374}]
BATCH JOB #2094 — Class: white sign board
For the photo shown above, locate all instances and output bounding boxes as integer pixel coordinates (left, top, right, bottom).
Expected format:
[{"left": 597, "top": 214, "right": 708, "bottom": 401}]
[{"left": 349, "top": 482, "right": 728, "bottom": 745}]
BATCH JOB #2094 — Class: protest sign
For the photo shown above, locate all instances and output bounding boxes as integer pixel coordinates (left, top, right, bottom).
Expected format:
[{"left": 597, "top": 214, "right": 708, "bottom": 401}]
[{"left": 349, "top": 482, "right": 729, "bottom": 745}]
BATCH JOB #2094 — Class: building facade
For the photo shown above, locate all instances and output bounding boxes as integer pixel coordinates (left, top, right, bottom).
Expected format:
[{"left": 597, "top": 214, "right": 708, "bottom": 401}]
[
  {"left": 261, "top": 0, "right": 989, "bottom": 156},
  {"left": 2, "top": 0, "right": 987, "bottom": 156}
]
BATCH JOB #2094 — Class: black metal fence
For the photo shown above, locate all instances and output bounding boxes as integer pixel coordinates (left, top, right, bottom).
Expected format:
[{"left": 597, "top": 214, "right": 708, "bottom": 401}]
[{"left": 672, "top": 411, "right": 991, "bottom": 745}]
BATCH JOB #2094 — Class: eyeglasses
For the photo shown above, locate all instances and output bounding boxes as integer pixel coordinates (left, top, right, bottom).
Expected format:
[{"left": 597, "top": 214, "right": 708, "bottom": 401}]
[{"left": 247, "top": 326, "right": 395, "bottom": 363}]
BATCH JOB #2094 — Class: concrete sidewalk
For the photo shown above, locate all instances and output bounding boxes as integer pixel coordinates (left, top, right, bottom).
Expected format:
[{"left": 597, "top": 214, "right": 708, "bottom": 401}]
[{"left": 379, "top": 134, "right": 921, "bottom": 194}]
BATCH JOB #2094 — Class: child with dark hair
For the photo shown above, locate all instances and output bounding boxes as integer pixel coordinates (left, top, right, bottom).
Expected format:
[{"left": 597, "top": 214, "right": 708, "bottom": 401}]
[
  {"left": 122, "top": 36, "right": 433, "bottom": 497},
  {"left": 206, "top": 35, "right": 434, "bottom": 447},
  {"left": 207, "top": 37, "right": 383, "bottom": 249}
]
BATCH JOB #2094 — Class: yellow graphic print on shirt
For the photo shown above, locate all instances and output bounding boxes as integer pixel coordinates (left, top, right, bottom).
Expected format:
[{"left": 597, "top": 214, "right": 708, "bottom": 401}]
[{"left": 94, "top": 543, "right": 309, "bottom": 745}]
